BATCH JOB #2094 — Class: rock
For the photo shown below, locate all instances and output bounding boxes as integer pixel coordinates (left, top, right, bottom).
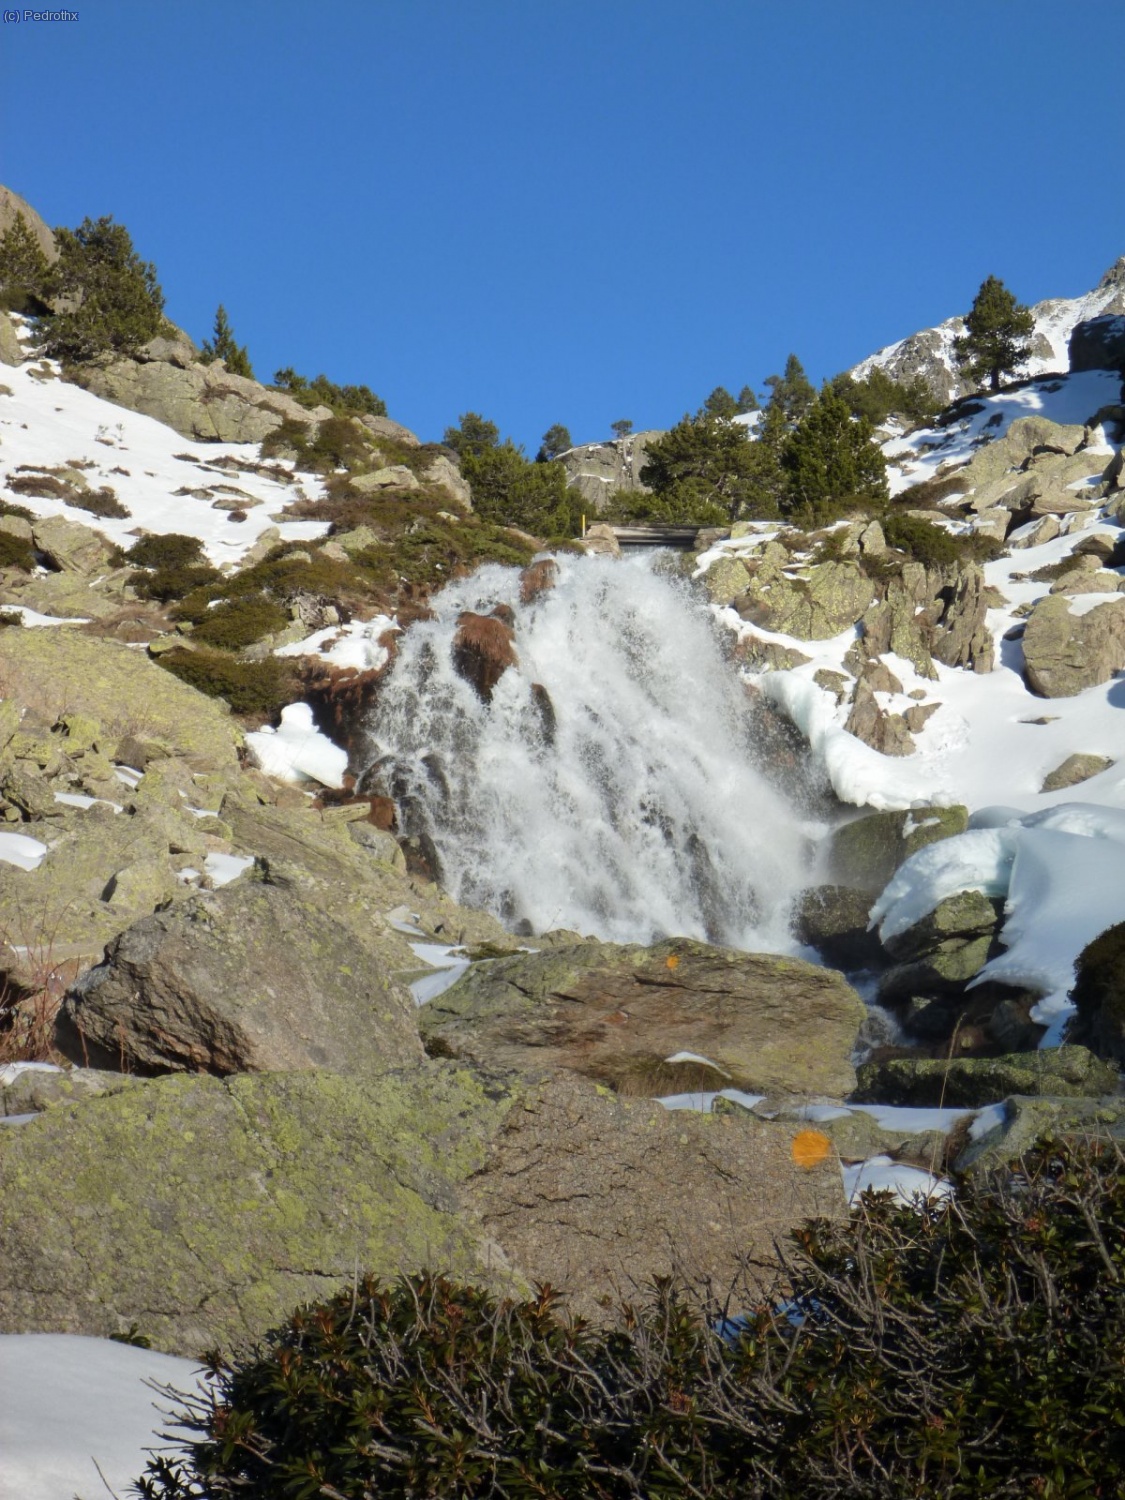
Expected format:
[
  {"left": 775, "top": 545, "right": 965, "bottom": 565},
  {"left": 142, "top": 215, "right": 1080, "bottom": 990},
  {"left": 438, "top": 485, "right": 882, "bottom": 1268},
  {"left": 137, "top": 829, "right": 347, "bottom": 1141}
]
[
  {"left": 0, "top": 185, "right": 57, "bottom": 264},
  {"left": 858, "top": 520, "right": 886, "bottom": 556},
  {"left": 854, "top": 1047, "right": 1118, "bottom": 1109},
  {"left": 829, "top": 805, "right": 969, "bottom": 892},
  {"left": 1022, "top": 593, "right": 1125, "bottom": 697},
  {"left": 469, "top": 1071, "right": 844, "bottom": 1325},
  {"left": 860, "top": 566, "right": 937, "bottom": 678},
  {"left": 930, "top": 564, "right": 994, "bottom": 673},
  {"left": 844, "top": 681, "right": 915, "bottom": 756},
  {"left": 0, "top": 629, "right": 241, "bottom": 769},
  {"left": 735, "top": 636, "right": 811, "bottom": 672},
  {"left": 419, "top": 939, "right": 866, "bottom": 1099},
  {"left": 29, "top": 515, "right": 114, "bottom": 575},
  {"left": 1008, "top": 514, "right": 1060, "bottom": 549},
  {"left": 422, "top": 453, "right": 472, "bottom": 510},
  {"left": 519, "top": 557, "right": 558, "bottom": 604},
  {"left": 0, "top": 312, "right": 23, "bottom": 367},
  {"left": 882, "top": 889, "right": 999, "bottom": 965},
  {"left": 59, "top": 866, "right": 424, "bottom": 1077},
  {"left": 347, "top": 820, "right": 407, "bottom": 871},
  {"left": 581, "top": 522, "right": 621, "bottom": 557},
  {"left": 701, "top": 555, "right": 751, "bottom": 605},
  {"left": 451, "top": 609, "right": 518, "bottom": 702},
  {"left": 0, "top": 1066, "right": 506, "bottom": 1354},
  {"left": 1040, "top": 753, "right": 1114, "bottom": 792},
  {"left": 791, "top": 885, "right": 883, "bottom": 969},
  {"left": 878, "top": 889, "right": 1001, "bottom": 1005},
  {"left": 357, "top": 413, "right": 421, "bottom": 447},
  {"left": 739, "top": 560, "right": 875, "bottom": 640},
  {"left": 955, "top": 1093, "right": 1125, "bottom": 1174},
  {"left": 76, "top": 356, "right": 327, "bottom": 444},
  {"left": 349, "top": 466, "right": 420, "bottom": 493},
  {"left": 811, "top": 666, "right": 849, "bottom": 699},
  {"left": 1068, "top": 314, "right": 1125, "bottom": 373},
  {"left": 558, "top": 432, "right": 662, "bottom": 512},
  {"left": 971, "top": 508, "right": 1010, "bottom": 543},
  {"left": 1069, "top": 921, "right": 1125, "bottom": 1066}
]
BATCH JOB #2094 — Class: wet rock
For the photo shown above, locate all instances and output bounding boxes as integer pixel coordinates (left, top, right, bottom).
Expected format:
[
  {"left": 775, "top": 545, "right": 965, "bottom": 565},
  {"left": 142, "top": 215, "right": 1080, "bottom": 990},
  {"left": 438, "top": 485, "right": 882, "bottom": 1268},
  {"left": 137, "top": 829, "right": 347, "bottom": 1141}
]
[
  {"left": 420, "top": 938, "right": 866, "bottom": 1099},
  {"left": 1069, "top": 921, "right": 1125, "bottom": 1066},
  {"left": 580, "top": 522, "right": 620, "bottom": 557},
  {"left": 853, "top": 1046, "right": 1118, "bottom": 1109},
  {"left": 519, "top": 557, "right": 558, "bottom": 604},
  {"left": 451, "top": 609, "right": 518, "bottom": 702},
  {"left": 791, "top": 885, "right": 883, "bottom": 970}
]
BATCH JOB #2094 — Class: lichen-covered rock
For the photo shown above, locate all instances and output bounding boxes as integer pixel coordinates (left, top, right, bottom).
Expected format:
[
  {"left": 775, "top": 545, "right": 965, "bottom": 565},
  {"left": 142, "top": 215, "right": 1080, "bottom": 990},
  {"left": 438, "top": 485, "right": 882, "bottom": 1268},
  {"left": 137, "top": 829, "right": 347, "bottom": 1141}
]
[
  {"left": 954, "top": 1092, "right": 1125, "bottom": 1173},
  {"left": 791, "top": 885, "right": 883, "bottom": 970},
  {"left": 1, "top": 1065, "right": 138, "bottom": 1117},
  {"left": 1040, "top": 753, "right": 1114, "bottom": 792},
  {"left": 844, "top": 681, "right": 915, "bottom": 757},
  {"left": 701, "top": 554, "right": 751, "bottom": 606},
  {"left": 853, "top": 1047, "right": 1118, "bottom": 1109},
  {"left": 739, "top": 560, "right": 875, "bottom": 640},
  {"left": 0, "top": 311, "right": 23, "bottom": 367},
  {"left": 420, "top": 938, "right": 866, "bottom": 1099},
  {"left": 829, "top": 805, "right": 969, "bottom": 892},
  {"left": 0, "top": 1067, "right": 507, "bottom": 1353},
  {"left": 930, "top": 564, "right": 994, "bottom": 672},
  {"left": 1022, "top": 593, "right": 1125, "bottom": 697},
  {"left": 558, "top": 432, "right": 661, "bottom": 512},
  {"left": 59, "top": 866, "right": 425, "bottom": 1077}
]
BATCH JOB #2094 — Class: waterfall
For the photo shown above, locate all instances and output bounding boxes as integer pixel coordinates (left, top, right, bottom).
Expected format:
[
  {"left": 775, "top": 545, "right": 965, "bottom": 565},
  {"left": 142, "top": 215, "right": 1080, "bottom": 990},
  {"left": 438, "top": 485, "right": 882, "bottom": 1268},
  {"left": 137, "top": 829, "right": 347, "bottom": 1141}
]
[{"left": 364, "top": 551, "right": 816, "bottom": 950}]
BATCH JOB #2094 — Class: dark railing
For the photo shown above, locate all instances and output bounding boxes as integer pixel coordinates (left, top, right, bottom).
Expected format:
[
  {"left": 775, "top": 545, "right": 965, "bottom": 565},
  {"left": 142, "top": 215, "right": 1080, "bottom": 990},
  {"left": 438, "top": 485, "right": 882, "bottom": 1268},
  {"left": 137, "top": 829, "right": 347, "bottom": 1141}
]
[{"left": 605, "top": 524, "right": 703, "bottom": 549}]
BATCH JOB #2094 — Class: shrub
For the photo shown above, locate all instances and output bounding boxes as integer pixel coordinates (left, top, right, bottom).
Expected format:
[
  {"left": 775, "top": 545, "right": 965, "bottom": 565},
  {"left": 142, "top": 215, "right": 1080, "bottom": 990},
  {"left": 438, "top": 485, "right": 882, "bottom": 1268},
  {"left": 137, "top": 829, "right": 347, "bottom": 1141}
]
[
  {"left": 0, "top": 530, "right": 35, "bottom": 571},
  {"left": 37, "top": 215, "right": 166, "bottom": 363},
  {"left": 155, "top": 648, "right": 298, "bottom": 719},
  {"left": 190, "top": 595, "right": 289, "bottom": 651},
  {"left": 129, "top": 562, "right": 222, "bottom": 603},
  {"left": 126, "top": 533, "right": 207, "bottom": 570},
  {"left": 134, "top": 1138, "right": 1125, "bottom": 1500},
  {"left": 271, "top": 368, "right": 386, "bottom": 418},
  {"left": 641, "top": 411, "right": 770, "bottom": 523},
  {"left": 67, "top": 485, "right": 129, "bottom": 519},
  {"left": 881, "top": 512, "right": 1003, "bottom": 568}
]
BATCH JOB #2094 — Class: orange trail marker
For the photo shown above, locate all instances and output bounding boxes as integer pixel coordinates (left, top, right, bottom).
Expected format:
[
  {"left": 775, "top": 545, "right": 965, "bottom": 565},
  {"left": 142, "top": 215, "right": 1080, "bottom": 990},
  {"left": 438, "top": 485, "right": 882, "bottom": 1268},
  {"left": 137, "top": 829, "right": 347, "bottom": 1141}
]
[
  {"left": 665, "top": 954, "right": 680, "bottom": 969},
  {"left": 791, "top": 1129, "right": 831, "bottom": 1169}
]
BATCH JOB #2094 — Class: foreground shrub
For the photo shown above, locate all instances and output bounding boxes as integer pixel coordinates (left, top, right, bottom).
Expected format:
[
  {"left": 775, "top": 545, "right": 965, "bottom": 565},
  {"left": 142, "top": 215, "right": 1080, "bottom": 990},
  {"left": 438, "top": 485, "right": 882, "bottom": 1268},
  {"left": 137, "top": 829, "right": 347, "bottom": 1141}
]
[
  {"left": 136, "top": 1138, "right": 1125, "bottom": 1499},
  {"left": 155, "top": 648, "right": 298, "bottom": 719}
]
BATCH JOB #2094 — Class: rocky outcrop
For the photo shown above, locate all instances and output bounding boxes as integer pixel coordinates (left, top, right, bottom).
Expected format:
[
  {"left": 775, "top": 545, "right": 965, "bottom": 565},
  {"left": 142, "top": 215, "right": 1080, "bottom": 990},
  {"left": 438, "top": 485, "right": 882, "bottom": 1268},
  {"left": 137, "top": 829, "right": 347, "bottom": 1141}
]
[
  {"left": 854, "top": 1047, "right": 1118, "bottom": 1109},
  {"left": 0, "top": 311, "right": 24, "bottom": 366},
  {"left": 558, "top": 432, "right": 661, "bottom": 512},
  {"left": 1040, "top": 752, "right": 1114, "bottom": 792},
  {"left": 956, "top": 1091, "right": 1125, "bottom": 1174},
  {"left": 0, "top": 185, "right": 57, "bottom": 264},
  {"left": 877, "top": 889, "right": 1002, "bottom": 1009},
  {"left": 419, "top": 939, "right": 866, "bottom": 1099},
  {"left": 1069, "top": 921, "right": 1125, "bottom": 1066},
  {"left": 1068, "top": 314, "right": 1125, "bottom": 373},
  {"left": 1021, "top": 593, "right": 1125, "bottom": 697},
  {"left": 737, "top": 554, "right": 877, "bottom": 640},
  {"left": 792, "top": 885, "right": 884, "bottom": 969},
  {"left": 58, "top": 867, "right": 424, "bottom": 1077},
  {"left": 843, "top": 681, "right": 915, "bottom": 757},
  {"left": 76, "top": 339, "right": 333, "bottom": 443}
]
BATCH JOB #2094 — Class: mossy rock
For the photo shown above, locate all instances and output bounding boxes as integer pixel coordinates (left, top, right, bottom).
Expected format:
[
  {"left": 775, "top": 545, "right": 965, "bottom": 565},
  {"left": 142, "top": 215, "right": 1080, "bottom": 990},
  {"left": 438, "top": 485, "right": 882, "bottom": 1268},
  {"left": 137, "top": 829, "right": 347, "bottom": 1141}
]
[
  {"left": 1070, "top": 921, "right": 1125, "bottom": 1065},
  {"left": 853, "top": 1046, "right": 1118, "bottom": 1109},
  {"left": 829, "top": 805, "right": 969, "bottom": 892}
]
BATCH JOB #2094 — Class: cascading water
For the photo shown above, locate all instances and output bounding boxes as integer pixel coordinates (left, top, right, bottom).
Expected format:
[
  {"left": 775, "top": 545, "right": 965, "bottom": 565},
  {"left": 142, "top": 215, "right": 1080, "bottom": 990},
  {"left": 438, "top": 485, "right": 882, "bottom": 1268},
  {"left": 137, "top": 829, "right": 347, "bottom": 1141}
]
[{"left": 364, "top": 551, "right": 817, "bottom": 951}]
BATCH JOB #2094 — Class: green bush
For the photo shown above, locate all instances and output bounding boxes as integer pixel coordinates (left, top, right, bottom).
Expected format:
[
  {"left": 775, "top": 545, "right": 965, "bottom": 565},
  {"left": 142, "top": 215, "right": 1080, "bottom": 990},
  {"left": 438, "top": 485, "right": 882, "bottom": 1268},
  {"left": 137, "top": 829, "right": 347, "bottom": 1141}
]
[
  {"left": 126, "top": 533, "right": 207, "bottom": 570},
  {"left": 881, "top": 512, "right": 1003, "bottom": 568},
  {"left": 134, "top": 1138, "right": 1125, "bottom": 1500},
  {"left": 155, "top": 648, "right": 298, "bottom": 719},
  {"left": 0, "top": 531, "right": 34, "bottom": 571},
  {"left": 129, "top": 563, "right": 222, "bottom": 603},
  {"left": 0, "top": 211, "right": 52, "bottom": 314},
  {"left": 190, "top": 595, "right": 289, "bottom": 651},
  {"left": 641, "top": 410, "right": 770, "bottom": 523},
  {"left": 779, "top": 387, "right": 889, "bottom": 526},
  {"left": 68, "top": 485, "right": 129, "bottom": 519},
  {"left": 36, "top": 215, "right": 166, "bottom": 363}
]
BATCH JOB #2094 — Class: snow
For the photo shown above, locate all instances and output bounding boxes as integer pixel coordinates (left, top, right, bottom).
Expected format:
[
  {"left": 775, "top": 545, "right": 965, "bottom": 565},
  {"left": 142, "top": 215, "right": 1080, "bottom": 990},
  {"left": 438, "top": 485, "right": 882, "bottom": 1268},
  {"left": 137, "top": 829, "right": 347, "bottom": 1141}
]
[
  {"left": 0, "top": 830, "right": 48, "bottom": 870},
  {"left": 0, "top": 1332, "right": 207, "bottom": 1500},
  {"left": 54, "top": 791, "right": 122, "bottom": 812},
  {"left": 245, "top": 701, "right": 348, "bottom": 788},
  {"left": 657, "top": 1088, "right": 766, "bottom": 1112},
  {"left": 203, "top": 851, "right": 255, "bottom": 887},
  {"left": 0, "top": 1060, "right": 61, "bottom": 1086},
  {"left": 407, "top": 941, "right": 471, "bottom": 1004},
  {"left": 842, "top": 1155, "right": 952, "bottom": 1206},
  {"left": 0, "top": 357, "right": 330, "bottom": 567},
  {"left": 0, "top": 606, "right": 89, "bottom": 626},
  {"left": 275, "top": 613, "right": 398, "bottom": 671}
]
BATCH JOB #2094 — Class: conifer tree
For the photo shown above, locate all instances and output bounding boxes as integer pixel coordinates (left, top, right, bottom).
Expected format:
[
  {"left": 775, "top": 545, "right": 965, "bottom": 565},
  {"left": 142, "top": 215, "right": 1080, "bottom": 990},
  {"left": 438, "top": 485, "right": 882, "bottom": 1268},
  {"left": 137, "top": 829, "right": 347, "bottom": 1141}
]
[
  {"left": 443, "top": 412, "right": 501, "bottom": 458},
  {"left": 610, "top": 418, "right": 633, "bottom": 440},
  {"left": 38, "top": 216, "right": 166, "bottom": 363},
  {"left": 536, "top": 423, "right": 573, "bottom": 462},
  {"left": 953, "top": 275, "right": 1035, "bottom": 393},
  {"left": 702, "top": 386, "right": 740, "bottom": 420},
  {"left": 0, "top": 212, "right": 51, "bottom": 313},
  {"left": 200, "top": 303, "right": 254, "bottom": 378},
  {"left": 640, "top": 410, "right": 768, "bottom": 522},
  {"left": 780, "top": 385, "right": 888, "bottom": 524},
  {"left": 736, "top": 384, "right": 760, "bottom": 413}
]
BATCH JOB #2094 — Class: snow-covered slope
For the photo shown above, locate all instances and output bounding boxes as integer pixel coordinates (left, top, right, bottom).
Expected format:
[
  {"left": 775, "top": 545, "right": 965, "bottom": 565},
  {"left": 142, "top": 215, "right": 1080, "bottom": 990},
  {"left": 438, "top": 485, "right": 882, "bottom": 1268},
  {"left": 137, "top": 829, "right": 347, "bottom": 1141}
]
[
  {"left": 851, "top": 256, "right": 1125, "bottom": 404},
  {"left": 0, "top": 337, "right": 330, "bottom": 568}
]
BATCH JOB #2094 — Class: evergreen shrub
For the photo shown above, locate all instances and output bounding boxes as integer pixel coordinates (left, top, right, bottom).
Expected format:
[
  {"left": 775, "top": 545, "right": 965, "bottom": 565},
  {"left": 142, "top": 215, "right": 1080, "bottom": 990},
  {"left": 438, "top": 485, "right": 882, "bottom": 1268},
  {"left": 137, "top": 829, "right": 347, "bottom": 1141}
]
[
  {"left": 135, "top": 1138, "right": 1125, "bottom": 1500},
  {"left": 190, "top": 595, "right": 289, "bottom": 651},
  {"left": 155, "top": 648, "right": 298, "bottom": 719},
  {"left": 126, "top": 534, "right": 207, "bottom": 570},
  {"left": 0, "top": 530, "right": 35, "bottom": 571}
]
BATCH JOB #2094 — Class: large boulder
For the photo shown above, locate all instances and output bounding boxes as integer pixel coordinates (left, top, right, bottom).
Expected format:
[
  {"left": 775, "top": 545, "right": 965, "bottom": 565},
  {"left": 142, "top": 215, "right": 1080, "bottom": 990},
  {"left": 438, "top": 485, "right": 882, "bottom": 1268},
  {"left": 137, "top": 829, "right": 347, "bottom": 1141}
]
[
  {"left": 0, "top": 184, "right": 57, "bottom": 264},
  {"left": 558, "top": 432, "right": 661, "bottom": 513},
  {"left": 1021, "top": 593, "right": 1125, "bottom": 697},
  {"left": 738, "top": 558, "right": 876, "bottom": 640},
  {"left": 58, "top": 866, "right": 424, "bottom": 1077},
  {"left": 1069, "top": 921, "right": 1125, "bottom": 1065},
  {"left": 0, "top": 311, "right": 24, "bottom": 366},
  {"left": 76, "top": 347, "right": 332, "bottom": 444},
  {"left": 853, "top": 1046, "right": 1118, "bottom": 1108},
  {"left": 828, "top": 805, "right": 969, "bottom": 892},
  {"left": 955, "top": 1092, "right": 1125, "bottom": 1173},
  {"left": 419, "top": 938, "right": 866, "bottom": 1098},
  {"left": 0, "top": 1067, "right": 506, "bottom": 1354}
]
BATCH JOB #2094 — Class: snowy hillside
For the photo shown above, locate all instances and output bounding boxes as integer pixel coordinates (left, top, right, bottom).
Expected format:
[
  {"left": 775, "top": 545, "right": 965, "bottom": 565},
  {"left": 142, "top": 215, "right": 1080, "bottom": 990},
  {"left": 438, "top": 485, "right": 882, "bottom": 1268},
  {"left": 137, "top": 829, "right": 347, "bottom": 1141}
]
[{"left": 851, "top": 256, "right": 1125, "bottom": 403}]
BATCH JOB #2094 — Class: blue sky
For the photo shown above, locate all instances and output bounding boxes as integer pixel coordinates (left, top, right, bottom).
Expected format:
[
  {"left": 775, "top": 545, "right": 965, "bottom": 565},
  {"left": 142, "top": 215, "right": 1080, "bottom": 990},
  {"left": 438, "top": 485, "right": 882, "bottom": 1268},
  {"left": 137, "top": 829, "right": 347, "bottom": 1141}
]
[{"left": 3, "top": 0, "right": 1124, "bottom": 451}]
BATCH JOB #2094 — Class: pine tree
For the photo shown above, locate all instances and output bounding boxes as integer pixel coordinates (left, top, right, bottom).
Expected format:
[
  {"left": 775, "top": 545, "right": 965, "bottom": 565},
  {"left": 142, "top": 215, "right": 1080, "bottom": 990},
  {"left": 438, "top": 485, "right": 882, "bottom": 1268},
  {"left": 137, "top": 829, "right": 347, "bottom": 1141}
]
[
  {"left": 200, "top": 303, "right": 254, "bottom": 378},
  {"left": 736, "top": 384, "right": 760, "bottom": 413},
  {"left": 702, "top": 386, "right": 740, "bottom": 420},
  {"left": 780, "top": 386, "right": 888, "bottom": 524},
  {"left": 610, "top": 418, "right": 633, "bottom": 440},
  {"left": 0, "top": 212, "right": 51, "bottom": 313},
  {"left": 38, "top": 216, "right": 166, "bottom": 363},
  {"left": 763, "top": 353, "right": 816, "bottom": 426},
  {"left": 953, "top": 275, "right": 1035, "bottom": 393},
  {"left": 640, "top": 410, "right": 771, "bottom": 522},
  {"left": 443, "top": 412, "right": 501, "bottom": 458},
  {"left": 536, "top": 423, "right": 573, "bottom": 462}
]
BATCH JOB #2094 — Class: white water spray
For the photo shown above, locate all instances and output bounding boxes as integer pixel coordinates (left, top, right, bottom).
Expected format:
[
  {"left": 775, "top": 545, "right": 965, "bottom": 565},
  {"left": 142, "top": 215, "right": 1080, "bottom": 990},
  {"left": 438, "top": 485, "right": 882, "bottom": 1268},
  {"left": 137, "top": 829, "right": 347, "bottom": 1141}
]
[{"left": 366, "top": 552, "right": 814, "bottom": 950}]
